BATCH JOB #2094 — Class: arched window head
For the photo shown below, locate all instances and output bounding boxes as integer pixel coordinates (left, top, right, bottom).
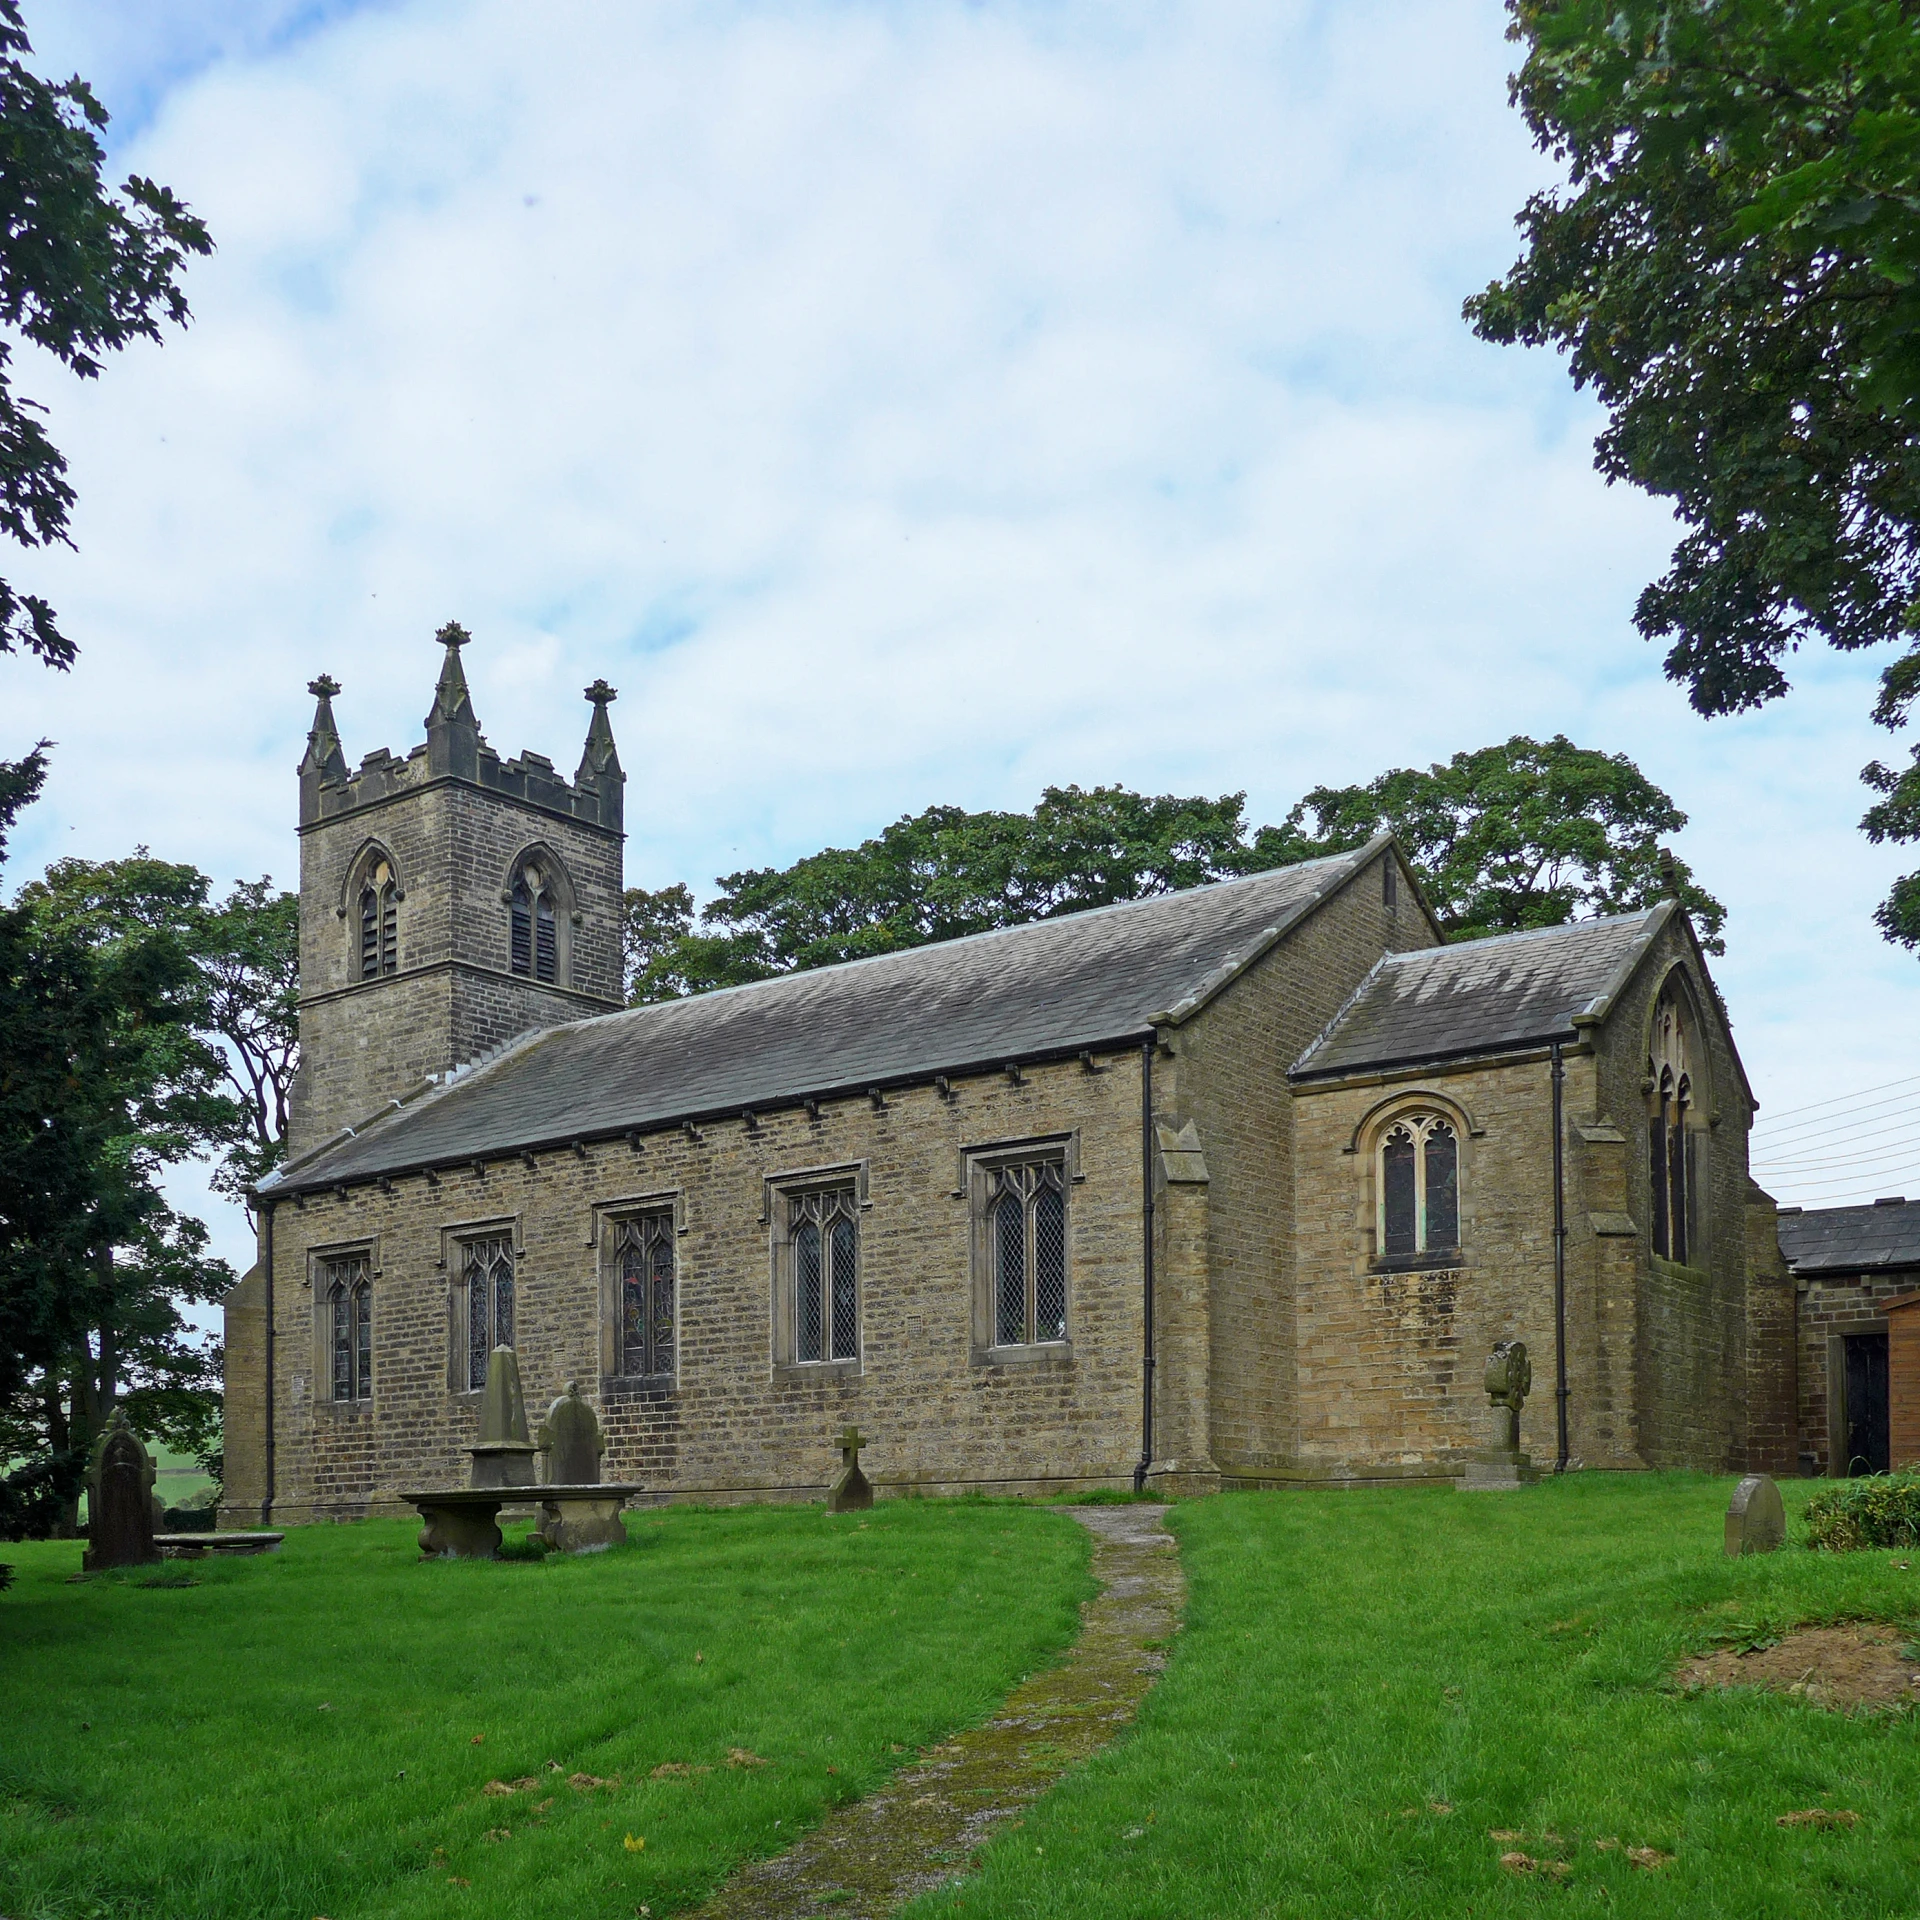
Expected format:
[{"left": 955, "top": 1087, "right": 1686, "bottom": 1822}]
[
  {"left": 1377, "top": 1114, "right": 1460, "bottom": 1259},
  {"left": 1648, "top": 981, "right": 1701, "bottom": 1264},
  {"left": 358, "top": 857, "right": 398, "bottom": 979},
  {"left": 509, "top": 860, "right": 563, "bottom": 985}
]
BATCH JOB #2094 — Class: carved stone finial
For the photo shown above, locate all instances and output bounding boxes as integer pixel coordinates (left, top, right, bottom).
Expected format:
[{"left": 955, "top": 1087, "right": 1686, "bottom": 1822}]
[
  {"left": 308, "top": 674, "right": 341, "bottom": 700},
  {"left": 436, "top": 619, "right": 471, "bottom": 650},
  {"left": 584, "top": 678, "right": 616, "bottom": 706}
]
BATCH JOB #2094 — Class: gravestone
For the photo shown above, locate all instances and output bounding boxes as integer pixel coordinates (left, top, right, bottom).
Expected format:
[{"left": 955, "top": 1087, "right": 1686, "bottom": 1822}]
[
  {"left": 1459, "top": 1341, "right": 1541, "bottom": 1491},
  {"left": 538, "top": 1381, "right": 604, "bottom": 1486},
  {"left": 827, "top": 1425, "right": 873, "bottom": 1512},
  {"left": 1724, "top": 1474, "right": 1786, "bottom": 1557},
  {"left": 84, "top": 1409, "right": 160, "bottom": 1571},
  {"left": 468, "top": 1345, "right": 538, "bottom": 1489}
]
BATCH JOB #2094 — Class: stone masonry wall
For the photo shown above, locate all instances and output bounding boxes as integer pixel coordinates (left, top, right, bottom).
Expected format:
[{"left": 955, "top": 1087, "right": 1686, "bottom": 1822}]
[
  {"left": 1173, "top": 847, "right": 1439, "bottom": 1482},
  {"left": 1794, "top": 1264, "right": 1920, "bottom": 1475},
  {"left": 290, "top": 775, "right": 622, "bottom": 1155},
  {"left": 261, "top": 1052, "right": 1150, "bottom": 1519}
]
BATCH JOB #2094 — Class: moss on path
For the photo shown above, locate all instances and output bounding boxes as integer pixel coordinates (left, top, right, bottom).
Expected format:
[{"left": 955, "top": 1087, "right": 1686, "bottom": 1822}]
[{"left": 685, "top": 1505, "right": 1184, "bottom": 1920}]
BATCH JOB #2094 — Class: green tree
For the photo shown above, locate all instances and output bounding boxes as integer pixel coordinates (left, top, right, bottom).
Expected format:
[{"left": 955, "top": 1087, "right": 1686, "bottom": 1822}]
[
  {"left": 625, "top": 786, "right": 1256, "bottom": 1001},
  {"left": 1250, "top": 735, "right": 1726, "bottom": 947},
  {"left": 0, "top": 0, "right": 212, "bottom": 670},
  {"left": 625, "top": 748, "right": 1720, "bottom": 1001},
  {"left": 1466, "top": 0, "right": 1920, "bottom": 943}
]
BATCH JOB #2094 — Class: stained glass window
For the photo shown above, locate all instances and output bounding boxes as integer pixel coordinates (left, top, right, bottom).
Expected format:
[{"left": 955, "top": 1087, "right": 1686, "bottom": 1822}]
[
  {"left": 1378, "top": 1118, "right": 1460, "bottom": 1260},
  {"left": 463, "top": 1234, "right": 515, "bottom": 1389},
  {"left": 322, "top": 1253, "right": 372, "bottom": 1401},
  {"left": 617, "top": 1212, "right": 675, "bottom": 1376},
  {"left": 987, "top": 1158, "right": 1069, "bottom": 1346},
  {"left": 788, "top": 1188, "right": 858, "bottom": 1363}
]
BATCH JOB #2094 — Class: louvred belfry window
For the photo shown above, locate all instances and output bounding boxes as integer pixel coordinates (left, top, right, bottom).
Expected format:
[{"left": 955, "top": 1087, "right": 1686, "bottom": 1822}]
[
  {"left": 510, "top": 864, "right": 561, "bottom": 985},
  {"left": 790, "top": 1187, "right": 859, "bottom": 1364},
  {"left": 991, "top": 1158, "right": 1068, "bottom": 1347},
  {"left": 358, "top": 859, "right": 398, "bottom": 979},
  {"left": 617, "top": 1212, "right": 676, "bottom": 1377},
  {"left": 323, "top": 1253, "right": 373, "bottom": 1401},
  {"left": 1378, "top": 1117, "right": 1460, "bottom": 1259},
  {"left": 463, "top": 1234, "right": 515, "bottom": 1390}
]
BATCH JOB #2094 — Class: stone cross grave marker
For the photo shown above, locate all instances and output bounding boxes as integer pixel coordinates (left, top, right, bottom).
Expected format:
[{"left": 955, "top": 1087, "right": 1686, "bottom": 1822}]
[
  {"left": 1724, "top": 1474, "right": 1786, "bottom": 1556},
  {"left": 828, "top": 1424, "right": 873, "bottom": 1512},
  {"left": 84, "top": 1408, "right": 160, "bottom": 1571},
  {"left": 1459, "top": 1340, "right": 1542, "bottom": 1491}
]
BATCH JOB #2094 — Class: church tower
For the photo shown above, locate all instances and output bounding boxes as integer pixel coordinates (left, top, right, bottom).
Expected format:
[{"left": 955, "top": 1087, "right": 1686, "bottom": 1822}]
[{"left": 285, "top": 622, "right": 626, "bottom": 1157}]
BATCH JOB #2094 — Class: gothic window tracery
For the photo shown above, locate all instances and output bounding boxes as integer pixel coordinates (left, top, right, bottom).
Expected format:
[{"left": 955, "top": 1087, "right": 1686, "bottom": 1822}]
[
  {"left": 616, "top": 1212, "right": 675, "bottom": 1377},
  {"left": 358, "top": 857, "right": 398, "bottom": 979},
  {"left": 1648, "top": 983, "right": 1701, "bottom": 1264},
  {"left": 1377, "top": 1114, "right": 1460, "bottom": 1259},
  {"left": 463, "top": 1233, "right": 515, "bottom": 1389},
  {"left": 989, "top": 1157, "right": 1069, "bottom": 1348},
  {"left": 323, "top": 1253, "right": 372, "bottom": 1401},
  {"left": 510, "top": 860, "right": 563, "bottom": 985},
  {"left": 789, "top": 1186, "right": 859, "bottom": 1364}
]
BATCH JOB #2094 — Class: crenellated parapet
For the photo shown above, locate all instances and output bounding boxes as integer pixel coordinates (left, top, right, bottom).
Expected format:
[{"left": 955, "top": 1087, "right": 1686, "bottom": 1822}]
[{"left": 298, "top": 623, "right": 624, "bottom": 834}]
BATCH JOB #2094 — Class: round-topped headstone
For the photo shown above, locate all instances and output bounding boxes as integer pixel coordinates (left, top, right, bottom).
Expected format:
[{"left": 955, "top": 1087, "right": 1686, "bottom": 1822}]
[{"left": 1724, "top": 1473, "right": 1786, "bottom": 1557}]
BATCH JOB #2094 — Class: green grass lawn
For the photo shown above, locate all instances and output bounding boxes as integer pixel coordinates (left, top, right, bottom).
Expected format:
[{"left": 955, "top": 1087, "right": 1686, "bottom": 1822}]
[
  {"left": 908, "top": 1474, "right": 1920, "bottom": 1919},
  {"left": 0, "top": 1502, "right": 1093, "bottom": 1920}
]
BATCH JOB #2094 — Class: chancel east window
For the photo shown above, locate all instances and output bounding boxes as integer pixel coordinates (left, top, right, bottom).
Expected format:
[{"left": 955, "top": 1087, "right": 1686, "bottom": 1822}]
[
  {"left": 1378, "top": 1115, "right": 1460, "bottom": 1260},
  {"left": 1648, "top": 983, "right": 1701, "bottom": 1264},
  {"left": 616, "top": 1212, "right": 676, "bottom": 1378},
  {"left": 510, "top": 865, "right": 560, "bottom": 985},
  {"left": 989, "top": 1157, "right": 1068, "bottom": 1347},
  {"left": 323, "top": 1253, "right": 372, "bottom": 1402},
  {"left": 359, "top": 858, "right": 398, "bottom": 979},
  {"left": 790, "top": 1187, "right": 859, "bottom": 1365},
  {"left": 463, "top": 1234, "right": 516, "bottom": 1389}
]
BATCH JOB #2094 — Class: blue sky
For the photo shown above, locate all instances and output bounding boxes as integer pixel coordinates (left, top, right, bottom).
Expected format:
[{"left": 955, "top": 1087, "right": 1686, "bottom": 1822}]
[{"left": 6, "top": 0, "right": 1916, "bottom": 1275}]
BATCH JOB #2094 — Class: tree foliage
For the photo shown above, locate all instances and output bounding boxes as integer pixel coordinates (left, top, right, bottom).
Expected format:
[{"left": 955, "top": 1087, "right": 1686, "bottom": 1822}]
[
  {"left": 625, "top": 743, "right": 1723, "bottom": 1000},
  {"left": 0, "top": 819, "right": 296, "bottom": 1535},
  {"left": 1256, "top": 735, "right": 1727, "bottom": 948},
  {"left": 1467, "top": 0, "right": 1920, "bottom": 942},
  {"left": 0, "top": 0, "right": 212, "bottom": 669}
]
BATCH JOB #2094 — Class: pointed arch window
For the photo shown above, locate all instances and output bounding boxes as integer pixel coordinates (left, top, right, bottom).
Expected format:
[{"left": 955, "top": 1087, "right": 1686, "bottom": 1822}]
[
  {"left": 1648, "top": 985, "right": 1701, "bottom": 1264},
  {"left": 323, "top": 1253, "right": 373, "bottom": 1402},
  {"left": 616, "top": 1211, "right": 676, "bottom": 1378},
  {"left": 789, "top": 1187, "right": 859, "bottom": 1364},
  {"left": 1377, "top": 1116, "right": 1460, "bottom": 1260},
  {"left": 359, "top": 858, "right": 398, "bottom": 979},
  {"left": 990, "top": 1158, "right": 1069, "bottom": 1348},
  {"left": 510, "top": 864, "right": 561, "bottom": 985},
  {"left": 462, "top": 1233, "right": 516, "bottom": 1390}
]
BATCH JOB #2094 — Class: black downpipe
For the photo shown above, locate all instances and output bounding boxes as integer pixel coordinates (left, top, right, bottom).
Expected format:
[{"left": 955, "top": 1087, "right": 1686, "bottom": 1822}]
[
  {"left": 1134, "top": 1038, "right": 1156, "bottom": 1492},
  {"left": 1551, "top": 1041, "right": 1569, "bottom": 1474},
  {"left": 261, "top": 1199, "right": 276, "bottom": 1526}
]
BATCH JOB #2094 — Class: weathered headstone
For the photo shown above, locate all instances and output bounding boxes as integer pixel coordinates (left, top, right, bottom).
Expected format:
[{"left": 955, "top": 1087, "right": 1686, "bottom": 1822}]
[
  {"left": 827, "top": 1424, "right": 873, "bottom": 1512},
  {"left": 84, "top": 1409, "right": 160, "bottom": 1570},
  {"left": 468, "top": 1345, "right": 538, "bottom": 1489},
  {"left": 1724, "top": 1473, "right": 1786, "bottom": 1556},
  {"left": 1459, "top": 1341, "right": 1541, "bottom": 1491},
  {"left": 538, "top": 1381, "right": 604, "bottom": 1486}
]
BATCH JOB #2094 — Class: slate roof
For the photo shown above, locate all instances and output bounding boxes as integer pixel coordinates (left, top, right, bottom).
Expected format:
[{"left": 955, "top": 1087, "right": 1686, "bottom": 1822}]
[
  {"left": 1777, "top": 1199, "right": 1920, "bottom": 1277},
  {"left": 1290, "top": 907, "right": 1671, "bottom": 1081},
  {"left": 263, "top": 838, "right": 1389, "bottom": 1194}
]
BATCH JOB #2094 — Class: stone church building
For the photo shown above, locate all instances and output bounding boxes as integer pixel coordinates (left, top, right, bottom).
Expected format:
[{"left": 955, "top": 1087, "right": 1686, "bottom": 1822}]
[{"left": 221, "top": 632, "right": 1798, "bottom": 1524}]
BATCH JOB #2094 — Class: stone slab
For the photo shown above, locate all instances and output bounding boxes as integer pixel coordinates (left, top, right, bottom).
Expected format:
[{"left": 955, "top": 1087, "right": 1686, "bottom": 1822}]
[{"left": 1724, "top": 1473, "right": 1786, "bottom": 1556}]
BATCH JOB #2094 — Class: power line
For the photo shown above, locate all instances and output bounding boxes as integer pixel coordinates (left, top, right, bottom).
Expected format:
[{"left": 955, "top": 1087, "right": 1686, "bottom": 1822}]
[
  {"left": 1754, "top": 1071, "right": 1920, "bottom": 1127},
  {"left": 1751, "top": 1112, "right": 1920, "bottom": 1159},
  {"left": 1768, "top": 1171, "right": 1920, "bottom": 1200},
  {"left": 1753, "top": 1090, "right": 1920, "bottom": 1146}
]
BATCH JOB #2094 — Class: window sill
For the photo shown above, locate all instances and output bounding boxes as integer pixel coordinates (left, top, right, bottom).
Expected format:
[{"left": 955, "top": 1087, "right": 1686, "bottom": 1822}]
[
  {"left": 774, "top": 1359, "right": 861, "bottom": 1383},
  {"left": 1369, "top": 1252, "right": 1465, "bottom": 1275},
  {"left": 313, "top": 1398, "right": 373, "bottom": 1416},
  {"left": 603, "top": 1372, "right": 676, "bottom": 1398},
  {"left": 975, "top": 1342, "right": 1074, "bottom": 1370}
]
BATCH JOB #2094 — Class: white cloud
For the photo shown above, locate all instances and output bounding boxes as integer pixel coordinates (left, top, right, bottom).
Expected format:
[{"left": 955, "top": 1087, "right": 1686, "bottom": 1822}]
[{"left": 7, "top": 0, "right": 1917, "bottom": 1273}]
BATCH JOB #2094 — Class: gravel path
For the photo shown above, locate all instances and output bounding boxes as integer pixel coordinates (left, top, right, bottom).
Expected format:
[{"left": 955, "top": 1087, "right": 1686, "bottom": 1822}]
[{"left": 684, "top": 1503, "right": 1185, "bottom": 1920}]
